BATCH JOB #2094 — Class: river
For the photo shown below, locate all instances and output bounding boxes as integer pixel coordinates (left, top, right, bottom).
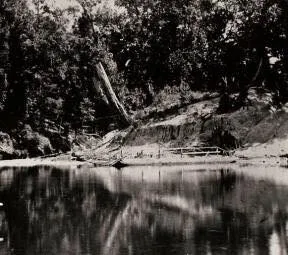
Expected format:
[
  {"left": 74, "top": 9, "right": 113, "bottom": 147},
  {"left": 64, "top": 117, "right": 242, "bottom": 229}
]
[{"left": 0, "top": 163, "right": 287, "bottom": 254}]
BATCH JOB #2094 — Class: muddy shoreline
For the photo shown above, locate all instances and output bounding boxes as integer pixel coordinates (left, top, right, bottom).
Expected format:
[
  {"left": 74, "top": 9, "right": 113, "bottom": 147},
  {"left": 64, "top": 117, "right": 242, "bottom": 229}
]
[{"left": 0, "top": 153, "right": 286, "bottom": 169}]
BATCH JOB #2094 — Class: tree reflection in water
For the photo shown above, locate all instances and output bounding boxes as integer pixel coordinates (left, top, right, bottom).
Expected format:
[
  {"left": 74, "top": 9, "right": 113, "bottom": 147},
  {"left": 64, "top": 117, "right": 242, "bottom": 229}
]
[{"left": 0, "top": 165, "right": 287, "bottom": 254}]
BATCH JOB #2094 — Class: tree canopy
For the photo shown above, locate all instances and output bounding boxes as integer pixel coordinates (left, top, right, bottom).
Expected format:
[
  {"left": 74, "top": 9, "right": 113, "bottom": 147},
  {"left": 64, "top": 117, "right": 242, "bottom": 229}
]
[{"left": 0, "top": 0, "right": 288, "bottom": 134}]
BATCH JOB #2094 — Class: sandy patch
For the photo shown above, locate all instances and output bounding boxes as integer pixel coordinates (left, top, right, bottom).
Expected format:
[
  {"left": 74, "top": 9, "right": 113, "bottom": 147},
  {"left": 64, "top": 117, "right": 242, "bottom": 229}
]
[{"left": 0, "top": 158, "right": 91, "bottom": 168}]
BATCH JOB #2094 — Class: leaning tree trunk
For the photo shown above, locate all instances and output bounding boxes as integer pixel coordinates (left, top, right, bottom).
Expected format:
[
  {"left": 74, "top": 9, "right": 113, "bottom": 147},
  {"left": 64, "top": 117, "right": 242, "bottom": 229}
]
[
  {"left": 91, "top": 76, "right": 109, "bottom": 106},
  {"left": 95, "top": 62, "right": 131, "bottom": 128}
]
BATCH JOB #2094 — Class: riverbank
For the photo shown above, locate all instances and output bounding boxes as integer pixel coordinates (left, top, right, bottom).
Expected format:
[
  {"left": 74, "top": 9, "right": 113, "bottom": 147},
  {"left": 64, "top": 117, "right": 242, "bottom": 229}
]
[
  {"left": 0, "top": 140, "right": 287, "bottom": 169},
  {"left": 1, "top": 89, "right": 288, "bottom": 165},
  {"left": 0, "top": 148, "right": 283, "bottom": 169},
  {"left": 0, "top": 158, "right": 92, "bottom": 168},
  {"left": 1, "top": 127, "right": 288, "bottom": 169}
]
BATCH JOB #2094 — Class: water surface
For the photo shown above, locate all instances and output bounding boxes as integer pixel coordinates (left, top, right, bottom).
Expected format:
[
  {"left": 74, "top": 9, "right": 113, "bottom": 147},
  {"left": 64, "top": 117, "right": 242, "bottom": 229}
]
[{"left": 0, "top": 164, "right": 287, "bottom": 254}]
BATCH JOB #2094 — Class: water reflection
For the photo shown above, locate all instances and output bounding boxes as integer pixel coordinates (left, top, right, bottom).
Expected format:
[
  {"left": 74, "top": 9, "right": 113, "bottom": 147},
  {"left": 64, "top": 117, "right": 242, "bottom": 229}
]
[{"left": 0, "top": 165, "right": 287, "bottom": 254}]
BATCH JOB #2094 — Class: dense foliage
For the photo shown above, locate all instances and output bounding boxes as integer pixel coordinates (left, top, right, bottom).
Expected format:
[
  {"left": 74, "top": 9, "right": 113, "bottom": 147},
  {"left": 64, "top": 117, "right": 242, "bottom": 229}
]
[
  {"left": 112, "top": 0, "right": 288, "bottom": 106},
  {"left": 0, "top": 0, "right": 288, "bottom": 134}
]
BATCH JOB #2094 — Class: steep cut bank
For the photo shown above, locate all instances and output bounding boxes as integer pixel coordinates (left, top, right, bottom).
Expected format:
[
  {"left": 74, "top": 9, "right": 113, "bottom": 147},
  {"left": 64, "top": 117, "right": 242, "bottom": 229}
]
[
  {"left": 122, "top": 90, "right": 288, "bottom": 157},
  {"left": 1, "top": 90, "right": 287, "bottom": 161}
]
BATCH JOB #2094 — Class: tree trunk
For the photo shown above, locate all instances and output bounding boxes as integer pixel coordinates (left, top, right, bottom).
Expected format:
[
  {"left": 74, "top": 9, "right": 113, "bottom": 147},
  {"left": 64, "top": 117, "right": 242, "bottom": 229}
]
[
  {"left": 91, "top": 76, "right": 109, "bottom": 105},
  {"left": 95, "top": 62, "right": 131, "bottom": 128}
]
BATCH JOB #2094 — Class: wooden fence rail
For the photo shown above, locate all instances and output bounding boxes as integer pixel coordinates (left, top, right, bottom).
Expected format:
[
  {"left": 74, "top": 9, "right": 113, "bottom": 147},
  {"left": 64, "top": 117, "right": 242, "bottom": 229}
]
[
  {"left": 116, "top": 146, "right": 233, "bottom": 160},
  {"left": 163, "top": 146, "right": 231, "bottom": 156}
]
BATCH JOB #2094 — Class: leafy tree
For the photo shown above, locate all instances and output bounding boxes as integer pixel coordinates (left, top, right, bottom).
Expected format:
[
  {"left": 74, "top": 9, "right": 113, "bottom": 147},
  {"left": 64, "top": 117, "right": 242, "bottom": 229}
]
[{"left": 110, "top": 0, "right": 288, "bottom": 108}]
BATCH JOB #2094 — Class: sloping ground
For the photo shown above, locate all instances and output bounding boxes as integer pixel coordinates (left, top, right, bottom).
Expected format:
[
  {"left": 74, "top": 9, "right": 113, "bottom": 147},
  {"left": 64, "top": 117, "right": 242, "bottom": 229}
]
[
  {"left": 236, "top": 138, "right": 288, "bottom": 158},
  {"left": 123, "top": 91, "right": 288, "bottom": 157},
  {"left": 23, "top": 90, "right": 288, "bottom": 161},
  {"left": 126, "top": 98, "right": 219, "bottom": 147}
]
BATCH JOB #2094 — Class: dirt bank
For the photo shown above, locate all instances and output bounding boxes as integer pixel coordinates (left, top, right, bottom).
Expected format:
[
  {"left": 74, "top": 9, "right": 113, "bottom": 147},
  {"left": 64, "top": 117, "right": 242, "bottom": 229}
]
[
  {"left": 122, "top": 90, "right": 288, "bottom": 158},
  {"left": 1, "top": 90, "right": 287, "bottom": 163}
]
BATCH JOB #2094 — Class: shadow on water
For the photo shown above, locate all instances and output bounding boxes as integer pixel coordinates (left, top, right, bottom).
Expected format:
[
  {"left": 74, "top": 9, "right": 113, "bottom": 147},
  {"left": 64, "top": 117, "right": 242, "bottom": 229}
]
[{"left": 0, "top": 165, "right": 287, "bottom": 254}]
